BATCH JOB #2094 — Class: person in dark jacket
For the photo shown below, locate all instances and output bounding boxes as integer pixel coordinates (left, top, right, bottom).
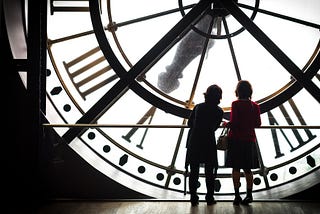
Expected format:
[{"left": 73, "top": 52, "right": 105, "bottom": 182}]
[
  {"left": 186, "top": 84, "right": 223, "bottom": 206},
  {"left": 225, "top": 80, "right": 261, "bottom": 205}
]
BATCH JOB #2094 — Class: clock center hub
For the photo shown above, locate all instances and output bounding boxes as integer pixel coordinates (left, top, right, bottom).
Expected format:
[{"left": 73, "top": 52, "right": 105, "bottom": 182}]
[{"left": 210, "top": 0, "right": 239, "bottom": 17}]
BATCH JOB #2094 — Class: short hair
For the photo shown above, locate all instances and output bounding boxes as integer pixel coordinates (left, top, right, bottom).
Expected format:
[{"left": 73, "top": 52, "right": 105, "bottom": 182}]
[
  {"left": 235, "top": 80, "right": 252, "bottom": 99},
  {"left": 204, "top": 84, "right": 222, "bottom": 104}
]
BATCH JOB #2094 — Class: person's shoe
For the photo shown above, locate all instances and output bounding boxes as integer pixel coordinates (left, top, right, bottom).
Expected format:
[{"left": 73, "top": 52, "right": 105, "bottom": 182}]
[
  {"left": 190, "top": 194, "right": 199, "bottom": 207},
  {"left": 241, "top": 196, "right": 253, "bottom": 205},
  {"left": 206, "top": 198, "right": 216, "bottom": 205},
  {"left": 205, "top": 194, "right": 216, "bottom": 205},
  {"left": 191, "top": 200, "right": 199, "bottom": 207},
  {"left": 233, "top": 196, "right": 242, "bottom": 205}
]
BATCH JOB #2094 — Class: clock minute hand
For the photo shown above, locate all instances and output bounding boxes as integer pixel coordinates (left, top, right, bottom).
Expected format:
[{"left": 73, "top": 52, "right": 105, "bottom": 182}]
[{"left": 62, "top": 0, "right": 212, "bottom": 143}]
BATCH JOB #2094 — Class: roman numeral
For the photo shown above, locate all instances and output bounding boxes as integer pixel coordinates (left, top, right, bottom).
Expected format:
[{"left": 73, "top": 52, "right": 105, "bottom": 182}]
[
  {"left": 122, "top": 106, "right": 157, "bottom": 149},
  {"left": 267, "top": 98, "right": 316, "bottom": 158},
  {"left": 63, "top": 46, "right": 118, "bottom": 100},
  {"left": 50, "top": 0, "right": 101, "bottom": 14}
]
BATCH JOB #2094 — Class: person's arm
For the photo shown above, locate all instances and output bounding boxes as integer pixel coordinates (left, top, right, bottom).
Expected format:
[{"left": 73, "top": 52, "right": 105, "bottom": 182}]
[
  {"left": 187, "top": 105, "right": 196, "bottom": 128},
  {"left": 254, "top": 103, "right": 262, "bottom": 127},
  {"left": 214, "top": 108, "right": 224, "bottom": 131},
  {"left": 227, "top": 101, "right": 239, "bottom": 129}
]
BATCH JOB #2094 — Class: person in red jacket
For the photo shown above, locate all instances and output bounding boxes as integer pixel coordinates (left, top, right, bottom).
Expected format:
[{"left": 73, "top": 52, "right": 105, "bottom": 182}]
[{"left": 225, "top": 80, "right": 261, "bottom": 205}]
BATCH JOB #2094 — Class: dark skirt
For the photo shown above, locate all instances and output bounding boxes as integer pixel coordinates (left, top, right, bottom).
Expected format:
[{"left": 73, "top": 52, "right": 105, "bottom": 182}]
[{"left": 225, "top": 140, "right": 260, "bottom": 169}]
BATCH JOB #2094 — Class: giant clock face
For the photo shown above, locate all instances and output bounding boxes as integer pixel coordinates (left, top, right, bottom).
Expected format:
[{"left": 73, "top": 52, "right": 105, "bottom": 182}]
[{"left": 46, "top": 0, "right": 320, "bottom": 200}]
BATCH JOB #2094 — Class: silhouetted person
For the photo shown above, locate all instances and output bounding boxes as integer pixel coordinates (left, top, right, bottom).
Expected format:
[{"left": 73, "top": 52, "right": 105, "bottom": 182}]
[
  {"left": 224, "top": 80, "right": 261, "bottom": 205},
  {"left": 186, "top": 84, "right": 223, "bottom": 206}
]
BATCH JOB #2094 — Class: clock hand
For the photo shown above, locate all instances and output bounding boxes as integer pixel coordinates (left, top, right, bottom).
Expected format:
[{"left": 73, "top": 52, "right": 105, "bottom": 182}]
[
  {"left": 62, "top": 0, "right": 212, "bottom": 143},
  {"left": 222, "top": 16, "right": 241, "bottom": 81}
]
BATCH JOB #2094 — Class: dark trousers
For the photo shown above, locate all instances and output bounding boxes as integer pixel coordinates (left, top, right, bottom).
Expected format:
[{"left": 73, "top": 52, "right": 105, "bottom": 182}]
[{"left": 189, "top": 163, "right": 215, "bottom": 200}]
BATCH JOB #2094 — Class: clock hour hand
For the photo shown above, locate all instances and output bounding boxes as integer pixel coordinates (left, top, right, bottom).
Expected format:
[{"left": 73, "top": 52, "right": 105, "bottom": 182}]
[{"left": 157, "top": 14, "right": 217, "bottom": 93}]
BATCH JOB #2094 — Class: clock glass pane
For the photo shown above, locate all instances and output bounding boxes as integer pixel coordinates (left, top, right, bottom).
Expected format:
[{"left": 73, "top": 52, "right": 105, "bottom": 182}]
[{"left": 45, "top": 0, "right": 320, "bottom": 199}]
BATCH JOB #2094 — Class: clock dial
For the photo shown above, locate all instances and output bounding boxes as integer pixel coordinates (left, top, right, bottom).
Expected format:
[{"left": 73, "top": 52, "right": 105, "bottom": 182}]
[
  {"left": 100, "top": 0, "right": 320, "bottom": 113},
  {"left": 46, "top": 0, "right": 320, "bottom": 199}
]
